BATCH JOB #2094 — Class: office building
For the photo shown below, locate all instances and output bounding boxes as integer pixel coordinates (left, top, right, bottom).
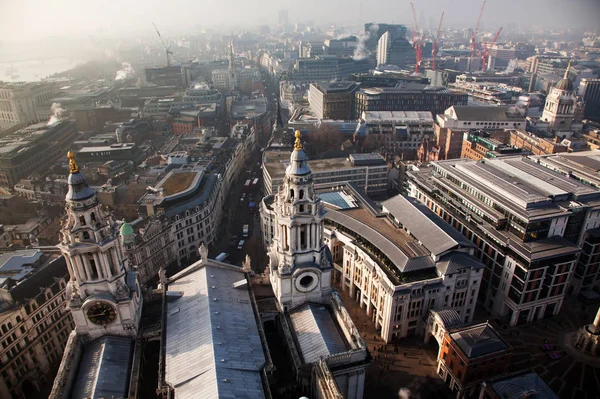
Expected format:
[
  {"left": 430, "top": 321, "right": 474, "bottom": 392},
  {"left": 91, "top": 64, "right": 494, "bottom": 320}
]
[
  {"left": 437, "top": 106, "right": 526, "bottom": 131},
  {"left": 0, "top": 82, "right": 59, "bottom": 126},
  {"left": 262, "top": 184, "right": 484, "bottom": 342},
  {"left": 362, "top": 110, "right": 435, "bottom": 150},
  {"left": 376, "top": 33, "right": 416, "bottom": 68},
  {"left": 75, "top": 143, "right": 143, "bottom": 164},
  {"left": 262, "top": 151, "right": 388, "bottom": 196},
  {"left": 487, "top": 47, "right": 517, "bottom": 69},
  {"left": 449, "top": 81, "right": 523, "bottom": 105},
  {"left": 0, "top": 120, "right": 78, "bottom": 190},
  {"left": 261, "top": 132, "right": 368, "bottom": 397},
  {"left": 212, "top": 66, "right": 261, "bottom": 90},
  {"left": 145, "top": 66, "right": 188, "bottom": 88},
  {"left": 364, "top": 23, "right": 408, "bottom": 53},
  {"left": 324, "top": 37, "right": 358, "bottom": 57},
  {"left": 437, "top": 323, "right": 511, "bottom": 397},
  {"left": 579, "top": 78, "right": 600, "bottom": 122},
  {"left": 530, "top": 151, "right": 600, "bottom": 294},
  {"left": 289, "top": 57, "right": 373, "bottom": 83},
  {"left": 0, "top": 252, "right": 72, "bottom": 399},
  {"left": 407, "top": 157, "right": 600, "bottom": 326},
  {"left": 354, "top": 84, "right": 467, "bottom": 117},
  {"left": 308, "top": 82, "right": 359, "bottom": 120},
  {"left": 435, "top": 106, "right": 525, "bottom": 160}
]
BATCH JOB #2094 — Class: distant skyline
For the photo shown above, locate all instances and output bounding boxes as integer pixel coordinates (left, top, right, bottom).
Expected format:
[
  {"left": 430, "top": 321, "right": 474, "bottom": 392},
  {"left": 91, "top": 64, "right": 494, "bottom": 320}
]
[{"left": 1, "top": 0, "right": 599, "bottom": 42}]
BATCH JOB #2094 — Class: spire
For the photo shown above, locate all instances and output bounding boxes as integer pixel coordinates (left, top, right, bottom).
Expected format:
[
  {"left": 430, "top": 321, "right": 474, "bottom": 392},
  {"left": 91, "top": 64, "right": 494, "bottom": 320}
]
[
  {"left": 67, "top": 151, "right": 79, "bottom": 173},
  {"left": 564, "top": 61, "right": 571, "bottom": 80},
  {"left": 294, "top": 130, "right": 303, "bottom": 150}
]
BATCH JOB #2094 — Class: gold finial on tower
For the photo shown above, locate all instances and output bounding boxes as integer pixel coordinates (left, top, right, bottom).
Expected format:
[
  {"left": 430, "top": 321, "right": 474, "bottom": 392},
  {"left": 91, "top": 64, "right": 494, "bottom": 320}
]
[
  {"left": 67, "top": 151, "right": 79, "bottom": 173},
  {"left": 294, "top": 130, "right": 303, "bottom": 150}
]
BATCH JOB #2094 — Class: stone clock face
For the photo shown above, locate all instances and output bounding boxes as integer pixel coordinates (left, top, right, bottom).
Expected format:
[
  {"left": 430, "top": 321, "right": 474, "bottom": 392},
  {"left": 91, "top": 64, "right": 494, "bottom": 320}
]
[{"left": 86, "top": 302, "right": 117, "bottom": 325}]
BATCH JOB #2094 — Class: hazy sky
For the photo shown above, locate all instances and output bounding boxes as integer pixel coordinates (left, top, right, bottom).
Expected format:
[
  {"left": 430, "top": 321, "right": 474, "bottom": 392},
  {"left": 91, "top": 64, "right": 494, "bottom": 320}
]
[{"left": 1, "top": 0, "right": 598, "bottom": 42}]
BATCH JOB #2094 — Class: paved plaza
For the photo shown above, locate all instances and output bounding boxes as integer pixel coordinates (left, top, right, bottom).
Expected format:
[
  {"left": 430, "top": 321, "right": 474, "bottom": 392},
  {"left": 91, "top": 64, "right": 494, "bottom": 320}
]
[
  {"left": 336, "top": 282, "right": 600, "bottom": 399},
  {"left": 335, "top": 286, "right": 454, "bottom": 399},
  {"left": 485, "top": 299, "right": 600, "bottom": 399}
]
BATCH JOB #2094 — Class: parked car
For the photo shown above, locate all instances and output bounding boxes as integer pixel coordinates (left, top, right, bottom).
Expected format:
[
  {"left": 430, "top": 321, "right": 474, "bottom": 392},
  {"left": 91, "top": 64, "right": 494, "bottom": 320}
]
[{"left": 237, "top": 240, "right": 245, "bottom": 250}]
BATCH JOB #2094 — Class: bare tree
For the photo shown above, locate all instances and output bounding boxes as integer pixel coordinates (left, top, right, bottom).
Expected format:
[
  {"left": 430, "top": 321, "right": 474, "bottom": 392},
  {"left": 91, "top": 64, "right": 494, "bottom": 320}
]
[{"left": 306, "top": 124, "right": 344, "bottom": 158}]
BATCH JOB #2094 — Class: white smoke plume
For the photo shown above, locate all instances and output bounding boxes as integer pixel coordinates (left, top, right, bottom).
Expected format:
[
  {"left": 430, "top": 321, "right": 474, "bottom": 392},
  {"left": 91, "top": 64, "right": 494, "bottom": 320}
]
[
  {"left": 398, "top": 388, "right": 411, "bottom": 399},
  {"left": 47, "top": 102, "right": 65, "bottom": 126},
  {"left": 353, "top": 24, "right": 378, "bottom": 61},
  {"left": 115, "top": 62, "right": 135, "bottom": 80}
]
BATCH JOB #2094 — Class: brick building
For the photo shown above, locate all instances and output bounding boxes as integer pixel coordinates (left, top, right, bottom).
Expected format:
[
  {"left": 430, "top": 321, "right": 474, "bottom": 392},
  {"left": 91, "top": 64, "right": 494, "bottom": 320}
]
[{"left": 438, "top": 323, "right": 511, "bottom": 398}]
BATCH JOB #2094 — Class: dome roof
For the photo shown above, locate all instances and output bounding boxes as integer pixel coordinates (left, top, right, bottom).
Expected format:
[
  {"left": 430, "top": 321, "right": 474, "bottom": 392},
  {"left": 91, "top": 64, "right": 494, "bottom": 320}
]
[
  {"left": 65, "top": 151, "right": 95, "bottom": 202},
  {"left": 555, "top": 77, "right": 573, "bottom": 91},
  {"left": 286, "top": 131, "right": 312, "bottom": 176},
  {"left": 120, "top": 221, "right": 134, "bottom": 237},
  {"left": 66, "top": 171, "right": 95, "bottom": 201}
]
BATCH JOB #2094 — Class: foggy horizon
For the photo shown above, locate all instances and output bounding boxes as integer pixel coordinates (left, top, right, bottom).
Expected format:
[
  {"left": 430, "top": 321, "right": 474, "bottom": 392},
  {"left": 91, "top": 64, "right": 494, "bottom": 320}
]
[{"left": 2, "top": 0, "right": 599, "bottom": 44}]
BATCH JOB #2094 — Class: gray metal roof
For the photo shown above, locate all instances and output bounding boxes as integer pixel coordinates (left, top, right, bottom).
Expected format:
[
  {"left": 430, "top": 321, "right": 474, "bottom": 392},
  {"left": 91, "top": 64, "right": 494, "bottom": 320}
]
[
  {"left": 432, "top": 309, "right": 463, "bottom": 329},
  {"left": 70, "top": 336, "right": 134, "bottom": 399},
  {"left": 325, "top": 209, "right": 410, "bottom": 271},
  {"left": 447, "top": 106, "right": 524, "bottom": 121},
  {"left": 382, "top": 195, "right": 472, "bottom": 256},
  {"left": 450, "top": 323, "right": 508, "bottom": 358},
  {"left": 488, "top": 373, "right": 558, "bottom": 399},
  {"left": 165, "top": 263, "right": 266, "bottom": 399},
  {"left": 436, "top": 252, "right": 484, "bottom": 275},
  {"left": 288, "top": 304, "right": 348, "bottom": 364}
]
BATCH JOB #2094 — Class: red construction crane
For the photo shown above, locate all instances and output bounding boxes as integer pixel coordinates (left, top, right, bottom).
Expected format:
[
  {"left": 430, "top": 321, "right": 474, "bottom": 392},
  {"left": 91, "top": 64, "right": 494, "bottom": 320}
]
[
  {"left": 432, "top": 11, "right": 444, "bottom": 70},
  {"left": 481, "top": 27, "right": 503, "bottom": 71},
  {"left": 471, "top": 1, "right": 486, "bottom": 58},
  {"left": 410, "top": 2, "right": 423, "bottom": 74}
]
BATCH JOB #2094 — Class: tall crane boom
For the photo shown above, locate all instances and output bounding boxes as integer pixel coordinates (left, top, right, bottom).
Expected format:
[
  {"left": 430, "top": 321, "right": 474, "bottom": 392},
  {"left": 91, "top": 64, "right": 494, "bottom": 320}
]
[
  {"left": 481, "top": 27, "right": 503, "bottom": 71},
  {"left": 471, "top": 1, "right": 486, "bottom": 58},
  {"left": 410, "top": 2, "right": 423, "bottom": 74},
  {"left": 432, "top": 11, "right": 444, "bottom": 70},
  {"left": 152, "top": 22, "right": 173, "bottom": 67}
]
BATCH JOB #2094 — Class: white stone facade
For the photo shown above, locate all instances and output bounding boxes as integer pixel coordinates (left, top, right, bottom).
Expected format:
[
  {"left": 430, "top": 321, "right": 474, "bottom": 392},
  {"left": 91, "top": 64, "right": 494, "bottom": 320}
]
[
  {"left": 265, "top": 134, "right": 333, "bottom": 311},
  {"left": 57, "top": 154, "right": 142, "bottom": 340}
]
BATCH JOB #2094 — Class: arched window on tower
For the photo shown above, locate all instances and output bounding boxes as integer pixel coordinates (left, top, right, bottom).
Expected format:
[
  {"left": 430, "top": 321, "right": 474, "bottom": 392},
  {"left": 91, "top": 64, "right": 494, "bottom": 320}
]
[
  {"left": 82, "top": 231, "right": 90, "bottom": 240},
  {"left": 89, "top": 257, "right": 99, "bottom": 279},
  {"left": 290, "top": 189, "right": 295, "bottom": 200},
  {"left": 90, "top": 212, "right": 96, "bottom": 224},
  {"left": 79, "top": 216, "right": 86, "bottom": 226},
  {"left": 299, "top": 189, "right": 304, "bottom": 199}
]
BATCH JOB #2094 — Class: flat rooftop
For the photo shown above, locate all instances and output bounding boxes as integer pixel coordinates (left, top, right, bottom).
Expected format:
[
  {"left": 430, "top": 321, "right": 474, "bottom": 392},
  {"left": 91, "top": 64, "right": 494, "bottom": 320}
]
[
  {"left": 263, "top": 151, "right": 385, "bottom": 180},
  {"left": 531, "top": 151, "right": 600, "bottom": 189},
  {"left": 363, "top": 111, "right": 434, "bottom": 123},
  {"left": 431, "top": 157, "right": 600, "bottom": 215}
]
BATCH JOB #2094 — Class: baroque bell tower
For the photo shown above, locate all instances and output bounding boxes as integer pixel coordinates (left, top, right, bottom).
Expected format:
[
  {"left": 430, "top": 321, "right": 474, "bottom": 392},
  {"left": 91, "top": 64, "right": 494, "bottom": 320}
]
[
  {"left": 58, "top": 152, "right": 142, "bottom": 339},
  {"left": 267, "top": 131, "right": 332, "bottom": 311}
]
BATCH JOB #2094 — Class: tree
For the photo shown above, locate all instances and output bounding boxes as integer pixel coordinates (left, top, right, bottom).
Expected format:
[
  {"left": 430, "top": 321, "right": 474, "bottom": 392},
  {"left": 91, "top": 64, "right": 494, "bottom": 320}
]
[{"left": 306, "top": 124, "right": 344, "bottom": 158}]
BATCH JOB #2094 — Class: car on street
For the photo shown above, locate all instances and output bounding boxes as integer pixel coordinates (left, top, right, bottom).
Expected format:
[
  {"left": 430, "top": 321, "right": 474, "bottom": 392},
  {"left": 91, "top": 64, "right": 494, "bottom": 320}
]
[{"left": 237, "top": 240, "right": 245, "bottom": 250}]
